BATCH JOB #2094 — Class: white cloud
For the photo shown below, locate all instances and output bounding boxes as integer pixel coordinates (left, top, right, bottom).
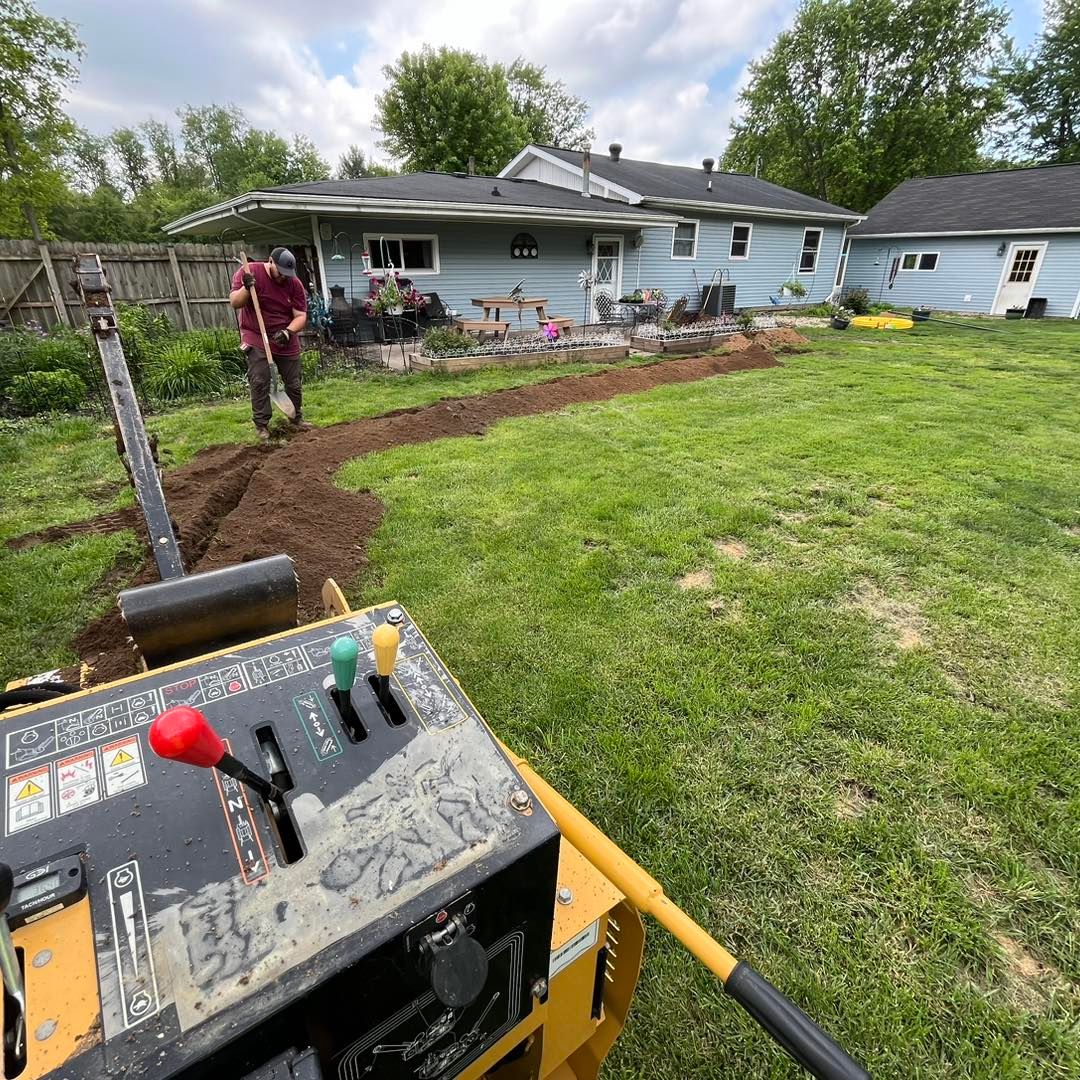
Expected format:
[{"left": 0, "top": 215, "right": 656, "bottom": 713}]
[{"left": 42, "top": 0, "right": 797, "bottom": 170}]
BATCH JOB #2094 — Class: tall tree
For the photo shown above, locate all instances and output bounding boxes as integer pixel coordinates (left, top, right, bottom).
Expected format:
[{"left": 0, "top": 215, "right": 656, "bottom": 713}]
[
  {"left": 111, "top": 127, "right": 151, "bottom": 197},
  {"left": 507, "top": 60, "right": 594, "bottom": 149},
  {"left": 0, "top": 0, "right": 82, "bottom": 239},
  {"left": 141, "top": 118, "right": 183, "bottom": 187},
  {"left": 723, "top": 0, "right": 1010, "bottom": 211},
  {"left": 337, "top": 144, "right": 395, "bottom": 179},
  {"left": 1006, "top": 0, "right": 1080, "bottom": 162},
  {"left": 68, "top": 127, "right": 113, "bottom": 192},
  {"left": 376, "top": 47, "right": 527, "bottom": 173}
]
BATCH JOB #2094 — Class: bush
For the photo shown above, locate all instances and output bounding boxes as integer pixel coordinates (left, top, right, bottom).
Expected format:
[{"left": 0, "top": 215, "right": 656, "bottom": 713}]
[
  {"left": 301, "top": 349, "right": 322, "bottom": 382},
  {"left": 844, "top": 288, "right": 871, "bottom": 315},
  {"left": 421, "top": 327, "right": 479, "bottom": 356},
  {"left": 143, "top": 343, "right": 226, "bottom": 401},
  {"left": 735, "top": 309, "right": 756, "bottom": 331},
  {"left": 8, "top": 370, "right": 87, "bottom": 415},
  {"left": 116, "top": 303, "right": 173, "bottom": 368},
  {"left": 184, "top": 327, "right": 246, "bottom": 376},
  {"left": 0, "top": 330, "right": 42, "bottom": 391},
  {"left": 27, "top": 331, "right": 96, "bottom": 382}
]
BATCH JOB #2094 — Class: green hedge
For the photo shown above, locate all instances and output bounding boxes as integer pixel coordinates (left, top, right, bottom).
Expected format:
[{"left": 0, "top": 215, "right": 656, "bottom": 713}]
[{"left": 9, "top": 370, "right": 88, "bottom": 415}]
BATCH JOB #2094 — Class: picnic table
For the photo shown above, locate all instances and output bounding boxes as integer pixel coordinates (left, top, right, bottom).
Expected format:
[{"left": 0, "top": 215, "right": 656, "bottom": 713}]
[{"left": 471, "top": 296, "right": 551, "bottom": 324}]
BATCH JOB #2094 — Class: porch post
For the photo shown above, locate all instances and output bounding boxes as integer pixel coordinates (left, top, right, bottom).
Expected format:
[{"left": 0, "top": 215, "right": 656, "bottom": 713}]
[{"left": 310, "top": 213, "right": 330, "bottom": 307}]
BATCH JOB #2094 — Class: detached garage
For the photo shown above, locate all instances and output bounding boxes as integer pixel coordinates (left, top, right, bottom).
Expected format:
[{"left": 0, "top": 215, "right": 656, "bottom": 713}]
[{"left": 842, "top": 163, "right": 1080, "bottom": 318}]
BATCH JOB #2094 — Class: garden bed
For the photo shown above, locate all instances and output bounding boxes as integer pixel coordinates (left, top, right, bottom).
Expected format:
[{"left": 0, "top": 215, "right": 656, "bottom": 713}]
[
  {"left": 630, "top": 316, "right": 779, "bottom": 354},
  {"left": 410, "top": 334, "right": 628, "bottom": 373}
]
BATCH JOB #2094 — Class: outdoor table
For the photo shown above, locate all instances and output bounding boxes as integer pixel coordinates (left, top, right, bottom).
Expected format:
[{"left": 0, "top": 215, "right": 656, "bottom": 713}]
[{"left": 471, "top": 297, "right": 551, "bottom": 325}]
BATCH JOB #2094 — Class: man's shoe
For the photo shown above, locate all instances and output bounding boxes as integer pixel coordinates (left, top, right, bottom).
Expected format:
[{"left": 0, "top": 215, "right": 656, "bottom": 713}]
[
  {"left": 256, "top": 427, "right": 270, "bottom": 443},
  {"left": 292, "top": 419, "right": 314, "bottom": 431}
]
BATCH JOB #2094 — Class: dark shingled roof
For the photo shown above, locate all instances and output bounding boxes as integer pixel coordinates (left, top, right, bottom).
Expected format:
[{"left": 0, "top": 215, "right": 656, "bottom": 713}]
[
  {"left": 255, "top": 172, "right": 668, "bottom": 219},
  {"left": 532, "top": 145, "right": 860, "bottom": 219},
  {"left": 849, "top": 163, "right": 1080, "bottom": 235}
]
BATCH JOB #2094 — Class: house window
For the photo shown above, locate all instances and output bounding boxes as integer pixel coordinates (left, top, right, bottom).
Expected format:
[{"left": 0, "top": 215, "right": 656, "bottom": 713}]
[
  {"left": 364, "top": 233, "right": 440, "bottom": 274},
  {"left": 900, "top": 252, "right": 939, "bottom": 272},
  {"left": 1008, "top": 249, "right": 1039, "bottom": 282},
  {"left": 799, "top": 228, "right": 823, "bottom": 273},
  {"left": 729, "top": 222, "right": 753, "bottom": 260},
  {"left": 671, "top": 220, "right": 698, "bottom": 259}
]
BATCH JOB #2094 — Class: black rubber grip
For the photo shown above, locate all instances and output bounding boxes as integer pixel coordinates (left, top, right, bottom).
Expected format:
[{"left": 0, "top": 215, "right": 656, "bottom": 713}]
[{"left": 725, "top": 961, "right": 870, "bottom": 1079}]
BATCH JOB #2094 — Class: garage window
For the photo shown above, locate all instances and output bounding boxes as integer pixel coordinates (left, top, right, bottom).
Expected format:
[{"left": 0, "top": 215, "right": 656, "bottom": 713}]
[{"left": 900, "top": 252, "right": 939, "bottom": 272}]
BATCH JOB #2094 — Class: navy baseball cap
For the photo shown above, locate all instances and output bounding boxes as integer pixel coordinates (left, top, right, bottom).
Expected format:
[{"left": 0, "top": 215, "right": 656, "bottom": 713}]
[{"left": 270, "top": 247, "right": 297, "bottom": 277}]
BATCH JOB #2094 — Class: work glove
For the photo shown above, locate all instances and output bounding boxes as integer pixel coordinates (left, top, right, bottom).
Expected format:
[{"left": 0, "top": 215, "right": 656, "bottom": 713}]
[
  {"left": 242, "top": 271, "right": 255, "bottom": 288},
  {"left": 272, "top": 328, "right": 291, "bottom": 346}
]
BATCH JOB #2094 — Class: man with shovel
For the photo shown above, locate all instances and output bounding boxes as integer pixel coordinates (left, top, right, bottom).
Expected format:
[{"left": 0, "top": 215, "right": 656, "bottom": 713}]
[{"left": 229, "top": 247, "right": 311, "bottom": 441}]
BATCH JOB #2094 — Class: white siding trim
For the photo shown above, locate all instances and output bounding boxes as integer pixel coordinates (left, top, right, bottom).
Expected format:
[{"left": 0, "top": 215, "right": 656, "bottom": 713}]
[
  {"left": 310, "top": 213, "right": 330, "bottom": 305},
  {"left": 500, "top": 145, "right": 643, "bottom": 203}
]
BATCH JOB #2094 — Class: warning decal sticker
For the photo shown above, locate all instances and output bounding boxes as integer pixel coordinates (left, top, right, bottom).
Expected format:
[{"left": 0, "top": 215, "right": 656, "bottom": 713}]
[
  {"left": 7, "top": 763, "right": 52, "bottom": 834},
  {"left": 57, "top": 749, "right": 101, "bottom": 815},
  {"left": 106, "top": 860, "right": 160, "bottom": 1029},
  {"left": 212, "top": 738, "right": 270, "bottom": 885},
  {"left": 102, "top": 735, "right": 146, "bottom": 798}
]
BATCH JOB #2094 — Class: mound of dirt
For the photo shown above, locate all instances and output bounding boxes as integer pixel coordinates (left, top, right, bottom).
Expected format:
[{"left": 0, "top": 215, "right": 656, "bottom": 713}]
[{"left": 29, "top": 343, "right": 783, "bottom": 685}]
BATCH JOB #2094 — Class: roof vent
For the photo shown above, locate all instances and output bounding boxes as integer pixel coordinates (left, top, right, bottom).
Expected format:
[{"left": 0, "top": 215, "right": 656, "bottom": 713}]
[
  {"left": 703, "top": 157, "right": 715, "bottom": 174},
  {"left": 491, "top": 185, "right": 501, "bottom": 196},
  {"left": 609, "top": 142, "right": 622, "bottom": 162}
]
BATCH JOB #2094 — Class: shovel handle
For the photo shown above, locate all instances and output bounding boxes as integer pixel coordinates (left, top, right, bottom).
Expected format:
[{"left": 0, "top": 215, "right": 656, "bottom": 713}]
[{"left": 240, "top": 252, "right": 275, "bottom": 361}]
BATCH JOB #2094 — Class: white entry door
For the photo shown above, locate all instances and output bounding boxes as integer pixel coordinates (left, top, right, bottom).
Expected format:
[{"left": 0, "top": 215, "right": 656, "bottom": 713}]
[
  {"left": 592, "top": 235, "right": 623, "bottom": 319},
  {"left": 993, "top": 243, "right": 1047, "bottom": 314}
]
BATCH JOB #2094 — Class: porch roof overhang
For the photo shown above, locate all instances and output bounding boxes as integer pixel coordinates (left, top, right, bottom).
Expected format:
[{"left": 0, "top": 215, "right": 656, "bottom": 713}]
[{"left": 164, "top": 191, "right": 681, "bottom": 239}]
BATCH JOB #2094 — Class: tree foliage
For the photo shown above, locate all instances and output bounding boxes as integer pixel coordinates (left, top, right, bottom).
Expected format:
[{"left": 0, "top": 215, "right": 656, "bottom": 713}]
[
  {"left": 723, "top": 0, "right": 1011, "bottom": 211},
  {"left": 336, "top": 144, "right": 395, "bottom": 179},
  {"left": 375, "top": 47, "right": 592, "bottom": 174},
  {"left": 1005, "top": 0, "right": 1080, "bottom": 163},
  {"left": 0, "top": 0, "right": 82, "bottom": 238}
]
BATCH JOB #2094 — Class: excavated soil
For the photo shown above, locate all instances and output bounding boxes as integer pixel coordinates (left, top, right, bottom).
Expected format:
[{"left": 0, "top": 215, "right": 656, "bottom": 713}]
[{"left": 16, "top": 339, "right": 792, "bottom": 684}]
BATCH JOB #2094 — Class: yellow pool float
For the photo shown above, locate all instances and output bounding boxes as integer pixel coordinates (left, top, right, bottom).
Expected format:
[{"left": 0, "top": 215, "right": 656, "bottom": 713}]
[{"left": 851, "top": 315, "right": 914, "bottom": 330}]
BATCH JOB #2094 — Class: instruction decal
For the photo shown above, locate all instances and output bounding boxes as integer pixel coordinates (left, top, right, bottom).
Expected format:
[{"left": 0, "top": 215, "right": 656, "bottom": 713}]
[
  {"left": 212, "top": 739, "right": 270, "bottom": 885},
  {"left": 57, "top": 749, "right": 101, "bottom": 815},
  {"left": 293, "top": 690, "right": 342, "bottom": 763},
  {"left": 549, "top": 919, "right": 599, "bottom": 980},
  {"left": 7, "top": 763, "right": 52, "bottom": 834},
  {"left": 107, "top": 860, "right": 160, "bottom": 1028},
  {"left": 102, "top": 734, "right": 146, "bottom": 798}
]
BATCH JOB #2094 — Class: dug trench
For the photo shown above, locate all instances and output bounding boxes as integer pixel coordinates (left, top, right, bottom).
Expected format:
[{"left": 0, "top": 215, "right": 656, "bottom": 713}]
[{"left": 12, "top": 338, "right": 793, "bottom": 685}]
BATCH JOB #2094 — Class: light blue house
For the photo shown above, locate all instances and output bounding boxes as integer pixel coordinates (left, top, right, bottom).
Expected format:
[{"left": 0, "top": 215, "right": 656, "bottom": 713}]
[
  {"left": 844, "top": 164, "right": 1080, "bottom": 318},
  {"left": 164, "top": 144, "right": 862, "bottom": 324}
]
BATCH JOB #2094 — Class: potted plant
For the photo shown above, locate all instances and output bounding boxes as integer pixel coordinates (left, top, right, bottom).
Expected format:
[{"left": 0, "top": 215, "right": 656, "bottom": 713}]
[
  {"left": 1005, "top": 306, "right": 1025, "bottom": 320},
  {"left": 828, "top": 304, "right": 853, "bottom": 330},
  {"left": 365, "top": 276, "right": 427, "bottom": 318},
  {"left": 779, "top": 279, "right": 808, "bottom": 300}
]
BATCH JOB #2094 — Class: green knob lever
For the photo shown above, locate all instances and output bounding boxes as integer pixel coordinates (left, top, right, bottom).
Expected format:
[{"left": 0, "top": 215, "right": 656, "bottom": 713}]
[{"left": 330, "top": 636, "right": 359, "bottom": 694}]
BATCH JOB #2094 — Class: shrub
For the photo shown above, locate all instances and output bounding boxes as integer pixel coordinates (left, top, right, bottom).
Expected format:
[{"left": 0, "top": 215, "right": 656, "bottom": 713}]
[
  {"left": 0, "top": 330, "right": 42, "bottom": 391},
  {"left": 26, "top": 330, "right": 96, "bottom": 382},
  {"left": 184, "top": 327, "right": 246, "bottom": 375},
  {"left": 421, "top": 328, "right": 478, "bottom": 356},
  {"left": 844, "top": 288, "right": 871, "bottom": 315},
  {"left": 9, "top": 370, "right": 87, "bottom": 415},
  {"left": 116, "top": 303, "right": 173, "bottom": 368},
  {"left": 143, "top": 343, "right": 226, "bottom": 401},
  {"left": 735, "top": 309, "right": 756, "bottom": 331},
  {"left": 301, "top": 349, "right": 322, "bottom": 381}
]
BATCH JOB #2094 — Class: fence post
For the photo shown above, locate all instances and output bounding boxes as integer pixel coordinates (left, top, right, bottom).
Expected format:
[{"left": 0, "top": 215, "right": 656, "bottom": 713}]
[
  {"left": 167, "top": 245, "right": 194, "bottom": 330},
  {"left": 38, "top": 244, "right": 71, "bottom": 328}
]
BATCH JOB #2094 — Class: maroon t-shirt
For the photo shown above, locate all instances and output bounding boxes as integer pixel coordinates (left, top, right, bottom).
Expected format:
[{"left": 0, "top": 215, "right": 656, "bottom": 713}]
[{"left": 231, "top": 261, "right": 306, "bottom": 357}]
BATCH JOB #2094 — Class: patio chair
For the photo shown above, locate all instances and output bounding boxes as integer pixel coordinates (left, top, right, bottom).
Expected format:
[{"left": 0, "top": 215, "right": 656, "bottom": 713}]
[
  {"left": 594, "top": 291, "right": 623, "bottom": 325},
  {"left": 422, "top": 292, "right": 452, "bottom": 329}
]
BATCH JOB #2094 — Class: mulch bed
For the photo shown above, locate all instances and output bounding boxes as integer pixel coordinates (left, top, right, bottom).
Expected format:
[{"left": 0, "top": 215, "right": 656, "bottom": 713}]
[{"left": 11, "top": 339, "right": 793, "bottom": 685}]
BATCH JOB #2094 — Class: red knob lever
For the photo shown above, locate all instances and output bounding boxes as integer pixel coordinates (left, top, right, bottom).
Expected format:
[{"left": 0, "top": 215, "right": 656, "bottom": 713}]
[
  {"left": 149, "top": 706, "right": 225, "bottom": 768},
  {"left": 149, "top": 706, "right": 279, "bottom": 801}
]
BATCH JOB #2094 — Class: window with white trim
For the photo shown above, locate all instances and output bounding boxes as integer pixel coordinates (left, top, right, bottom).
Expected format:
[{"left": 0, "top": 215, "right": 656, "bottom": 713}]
[
  {"left": 900, "top": 251, "right": 939, "bottom": 272},
  {"left": 671, "top": 220, "right": 698, "bottom": 259},
  {"left": 364, "top": 233, "right": 440, "bottom": 274},
  {"left": 729, "top": 222, "right": 752, "bottom": 260},
  {"left": 798, "top": 228, "right": 823, "bottom": 273}
]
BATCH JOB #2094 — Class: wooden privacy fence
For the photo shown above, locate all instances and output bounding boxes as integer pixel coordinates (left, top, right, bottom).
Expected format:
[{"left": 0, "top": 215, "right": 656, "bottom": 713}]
[{"left": 0, "top": 240, "right": 246, "bottom": 331}]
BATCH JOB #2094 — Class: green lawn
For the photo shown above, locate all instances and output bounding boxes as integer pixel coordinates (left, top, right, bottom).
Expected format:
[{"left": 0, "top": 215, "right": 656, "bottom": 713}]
[{"left": 3, "top": 320, "right": 1079, "bottom": 1075}]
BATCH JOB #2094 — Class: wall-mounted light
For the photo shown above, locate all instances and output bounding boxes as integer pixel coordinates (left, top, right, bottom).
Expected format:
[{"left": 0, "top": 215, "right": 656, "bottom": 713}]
[
  {"left": 631, "top": 231, "right": 645, "bottom": 249},
  {"left": 996, "top": 242, "right": 1007, "bottom": 257}
]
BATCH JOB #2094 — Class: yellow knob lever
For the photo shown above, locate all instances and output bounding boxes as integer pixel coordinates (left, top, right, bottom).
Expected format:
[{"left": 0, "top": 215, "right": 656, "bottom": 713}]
[{"left": 372, "top": 623, "right": 400, "bottom": 678}]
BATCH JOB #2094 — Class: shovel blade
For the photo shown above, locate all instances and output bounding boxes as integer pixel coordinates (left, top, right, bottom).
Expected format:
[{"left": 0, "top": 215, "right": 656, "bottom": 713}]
[{"left": 269, "top": 362, "right": 296, "bottom": 419}]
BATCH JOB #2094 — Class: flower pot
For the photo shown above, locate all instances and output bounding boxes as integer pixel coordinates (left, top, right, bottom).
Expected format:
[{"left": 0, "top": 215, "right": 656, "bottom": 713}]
[
  {"left": 390, "top": 304, "right": 404, "bottom": 316},
  {"left": 830, "top": 316, "right": 850, "bottom": 330},
  {"left": 1005, "top": 307, "right": 1025, "bottom": 320},
  {"left": 912, "top": 308, "right": 931, "bottom": 323}
]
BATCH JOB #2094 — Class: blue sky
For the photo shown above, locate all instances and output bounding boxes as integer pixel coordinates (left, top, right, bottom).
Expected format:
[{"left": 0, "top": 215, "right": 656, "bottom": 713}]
[{"left": 42, "top": 0, "right": 1047, "bottom": 170}]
